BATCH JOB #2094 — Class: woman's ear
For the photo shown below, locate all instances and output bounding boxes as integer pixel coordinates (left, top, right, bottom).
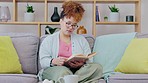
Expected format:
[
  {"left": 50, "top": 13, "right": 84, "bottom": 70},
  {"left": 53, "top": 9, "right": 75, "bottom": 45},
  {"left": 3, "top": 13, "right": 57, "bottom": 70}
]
[
  {"left": 60, "top": 19, "right": 62, "bottom": 22},
  {"left": 59, "top": 19, "right": 63, "bottom": 27}
]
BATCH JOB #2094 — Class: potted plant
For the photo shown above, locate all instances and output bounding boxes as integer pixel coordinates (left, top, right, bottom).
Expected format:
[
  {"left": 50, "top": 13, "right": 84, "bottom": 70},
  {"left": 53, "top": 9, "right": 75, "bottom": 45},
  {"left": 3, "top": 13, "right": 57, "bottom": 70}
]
[
  {"left": 104, "top": 16, "right": 108, "bottom": 22},
  {"left": 108, "top": 4, "right": 120, "bottom": 22},
  {"left": 24, "top": 4, "right": 35, "bottom": 22}
]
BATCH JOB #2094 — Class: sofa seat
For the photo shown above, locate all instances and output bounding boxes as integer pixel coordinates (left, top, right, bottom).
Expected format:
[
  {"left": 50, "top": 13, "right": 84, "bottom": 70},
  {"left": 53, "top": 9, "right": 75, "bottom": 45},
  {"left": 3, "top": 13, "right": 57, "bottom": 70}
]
[
  {"left": 0, "top": 74, "right": 38, "bottom": 83},
  {"left": 98, "top": 74, "right": 148, "bottom": 83},
  {"left": 107, "top": 74, "right": 148, "bottom": 83}
]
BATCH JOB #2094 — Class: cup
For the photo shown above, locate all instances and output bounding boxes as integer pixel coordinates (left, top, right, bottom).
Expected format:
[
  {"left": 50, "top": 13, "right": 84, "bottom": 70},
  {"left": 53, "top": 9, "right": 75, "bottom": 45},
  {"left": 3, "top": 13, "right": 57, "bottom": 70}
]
[
  {"left": 58, "top": 75, "right": 79, "bottom": 83},
  {"left": 126, "top": 15, "right": 134, "bottom": 22}
]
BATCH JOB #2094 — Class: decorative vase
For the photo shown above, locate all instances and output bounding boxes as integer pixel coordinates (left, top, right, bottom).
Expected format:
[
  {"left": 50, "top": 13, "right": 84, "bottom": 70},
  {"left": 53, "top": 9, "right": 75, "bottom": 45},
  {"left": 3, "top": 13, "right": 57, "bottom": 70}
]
[
  {"left": 24, "top": 13, "right": 35, "bottom": 22},
  {"left": 109, "top": 12, "right": 120, "bottom": 22},
  {"left": 77, "top": 26, "right": 87, "bottom": 34},
  {"left": 51, "top": 7, "right": 60, "bottom": 22},
  {"left": 0, "top": 6, "right": 11, "bottom": 22}
]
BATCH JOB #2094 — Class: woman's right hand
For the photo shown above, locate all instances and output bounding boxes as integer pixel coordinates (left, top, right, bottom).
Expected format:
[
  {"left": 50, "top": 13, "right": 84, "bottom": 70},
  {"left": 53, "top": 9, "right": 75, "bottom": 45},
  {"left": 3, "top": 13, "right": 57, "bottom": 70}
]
[{"left": 52, "top": 57, "right": 67, "bottom": 66}]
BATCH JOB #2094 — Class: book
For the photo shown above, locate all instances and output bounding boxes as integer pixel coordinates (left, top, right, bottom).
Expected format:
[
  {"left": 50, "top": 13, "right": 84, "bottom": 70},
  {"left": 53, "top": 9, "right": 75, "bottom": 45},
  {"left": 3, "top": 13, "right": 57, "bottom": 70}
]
[
  {"left": 96, "top": 6, "right": 100, "bottom": 22},
  {"left": 64, "top": 52, "right": 97, "bottom": 67}
]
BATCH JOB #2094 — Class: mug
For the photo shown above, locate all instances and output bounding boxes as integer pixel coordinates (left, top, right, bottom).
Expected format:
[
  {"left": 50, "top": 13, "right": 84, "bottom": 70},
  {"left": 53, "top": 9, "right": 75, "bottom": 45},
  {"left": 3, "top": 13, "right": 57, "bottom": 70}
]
[
  {"left": 58, "top": 75, "right": 79, "bottom": 83},
  {"left": 126, "top": 15, "right": 134, "bottom": 22}
]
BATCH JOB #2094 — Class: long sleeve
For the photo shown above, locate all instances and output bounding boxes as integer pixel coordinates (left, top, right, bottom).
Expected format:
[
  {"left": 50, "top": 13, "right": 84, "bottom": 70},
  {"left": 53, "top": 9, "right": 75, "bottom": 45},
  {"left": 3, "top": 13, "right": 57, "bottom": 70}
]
[
  {"left": 39, "top": 32, "right": 59, "bottom": 69},
  {"left": 39, "top": 37, "right": 52, "bottom": 69}
]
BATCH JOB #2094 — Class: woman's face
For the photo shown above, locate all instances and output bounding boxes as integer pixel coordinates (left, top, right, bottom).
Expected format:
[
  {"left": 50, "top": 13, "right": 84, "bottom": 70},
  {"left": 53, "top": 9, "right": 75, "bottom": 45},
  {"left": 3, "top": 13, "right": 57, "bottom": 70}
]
[{"left": 60, "top": 17, "right": 78, "bottom": 36}]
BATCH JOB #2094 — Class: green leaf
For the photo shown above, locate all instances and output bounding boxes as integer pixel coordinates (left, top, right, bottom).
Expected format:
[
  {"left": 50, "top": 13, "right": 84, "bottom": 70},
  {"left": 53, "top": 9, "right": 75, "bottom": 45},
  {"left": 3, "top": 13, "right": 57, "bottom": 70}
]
[
  {"left": 108, "top": 4, "right": 119, "bottom": 12},
  {"left": 26, "top": 4, "right": 34, "bottom": 13}
]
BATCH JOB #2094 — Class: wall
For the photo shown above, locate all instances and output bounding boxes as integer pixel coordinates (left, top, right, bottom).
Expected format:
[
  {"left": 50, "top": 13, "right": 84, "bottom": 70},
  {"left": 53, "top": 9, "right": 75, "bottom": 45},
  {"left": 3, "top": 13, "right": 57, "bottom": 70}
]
[{"left": 0, "top": 0, "right": 147, "bottom": 36}]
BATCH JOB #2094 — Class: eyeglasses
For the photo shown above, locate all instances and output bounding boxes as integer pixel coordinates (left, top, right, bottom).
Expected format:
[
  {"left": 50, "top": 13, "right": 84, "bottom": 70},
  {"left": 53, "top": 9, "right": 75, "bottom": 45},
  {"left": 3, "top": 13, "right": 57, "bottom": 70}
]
[{"left": 63, "top": 20, "right": 78, "bottom": 29}]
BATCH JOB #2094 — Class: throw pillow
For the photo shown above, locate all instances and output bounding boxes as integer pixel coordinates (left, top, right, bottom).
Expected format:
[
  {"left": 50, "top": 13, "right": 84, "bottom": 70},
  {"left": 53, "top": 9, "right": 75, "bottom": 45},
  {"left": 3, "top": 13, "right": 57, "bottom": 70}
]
[
  {"left": 115, "top": 38, "right": 148, "bottom": 73},
  {"left": 93, "top": 32, "right": 136, "bottom": 76},
  {"left": 0, "top": 36, "right": 23, "bottom": 74}
]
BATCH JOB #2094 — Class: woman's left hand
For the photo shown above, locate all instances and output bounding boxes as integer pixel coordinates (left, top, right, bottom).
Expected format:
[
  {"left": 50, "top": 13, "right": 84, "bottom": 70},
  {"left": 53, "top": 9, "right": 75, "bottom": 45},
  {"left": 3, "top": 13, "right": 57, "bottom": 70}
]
[{"left": 67, "top": 59, "right": 86, "bottom": 69}]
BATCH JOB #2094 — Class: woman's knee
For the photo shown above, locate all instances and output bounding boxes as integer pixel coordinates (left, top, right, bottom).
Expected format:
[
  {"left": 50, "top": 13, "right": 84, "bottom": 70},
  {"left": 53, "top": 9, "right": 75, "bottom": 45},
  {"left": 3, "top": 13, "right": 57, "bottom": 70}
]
[
  {"left": 42, "top": 66, "right": 72, "bottom": 80},
  {"left": 58, "top": 66, "right": 73, "bottom": 74},
  {"left": 91, "top": 63, "right": 103, "bottom": 72}
]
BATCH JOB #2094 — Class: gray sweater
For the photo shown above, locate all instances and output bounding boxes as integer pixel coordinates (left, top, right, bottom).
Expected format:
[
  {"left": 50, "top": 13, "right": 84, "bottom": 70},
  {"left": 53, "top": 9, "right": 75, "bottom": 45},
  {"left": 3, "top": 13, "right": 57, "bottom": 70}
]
[{"left": 39, "top": 31, "right": 91, "bottom": 69}]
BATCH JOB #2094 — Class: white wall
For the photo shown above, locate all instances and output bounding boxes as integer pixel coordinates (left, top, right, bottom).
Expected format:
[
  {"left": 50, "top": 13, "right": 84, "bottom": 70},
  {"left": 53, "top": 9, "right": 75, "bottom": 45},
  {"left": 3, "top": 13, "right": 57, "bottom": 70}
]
[
  {"left": 0, "top": 0, "right": 147, "bottom": 36},
  {"left": 141, "top": 0, "right": 148, "bottom": 34}
]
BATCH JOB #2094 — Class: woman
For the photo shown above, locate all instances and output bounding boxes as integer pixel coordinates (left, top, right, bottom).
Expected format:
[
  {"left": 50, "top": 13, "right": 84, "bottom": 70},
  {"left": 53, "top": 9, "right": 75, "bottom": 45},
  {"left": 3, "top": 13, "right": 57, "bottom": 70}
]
[{"left": 39, "top": 1, "right": 102, "bottom": 83}]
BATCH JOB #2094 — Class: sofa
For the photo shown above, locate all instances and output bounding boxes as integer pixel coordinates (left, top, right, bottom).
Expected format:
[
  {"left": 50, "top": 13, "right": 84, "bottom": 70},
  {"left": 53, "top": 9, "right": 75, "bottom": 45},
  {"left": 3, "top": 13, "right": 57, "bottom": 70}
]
[{"left": 0, "top": 33, "right": 148, "bottom": 83}]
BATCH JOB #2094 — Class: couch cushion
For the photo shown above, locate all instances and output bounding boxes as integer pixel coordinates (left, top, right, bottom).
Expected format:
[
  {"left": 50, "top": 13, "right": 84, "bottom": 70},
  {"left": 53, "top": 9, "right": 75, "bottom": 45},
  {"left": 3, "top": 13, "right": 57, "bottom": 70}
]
[
  {"left": 115, "top": 38, "right": 148, "bottom": 74},
  {"left": 108, "top": 74, "right": 148, "bottom": 83},
  {"left": 81, "top": 34, "right": 95, "bottom": 52},
  {"left": 0, "top": 36, "right": 22, "bottom": 74},
  {"left": 93, "top": 32, "right": 136, "bottom": 77},
  {"left": 136, "top": 33, "right": 148, "bottom": 38},
  {"left": 0, "top": 74, "right": 38, "bottom": 83},
  {"left": 0, "top": 33, "right": 39, "bottom": 74}
]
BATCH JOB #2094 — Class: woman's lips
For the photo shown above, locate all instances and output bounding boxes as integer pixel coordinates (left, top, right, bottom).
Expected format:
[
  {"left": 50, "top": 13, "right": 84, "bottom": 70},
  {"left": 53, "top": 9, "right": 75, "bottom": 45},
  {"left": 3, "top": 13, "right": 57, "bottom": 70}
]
[{"left": 67, "top": 30, "right": 73, "bottom": 33}]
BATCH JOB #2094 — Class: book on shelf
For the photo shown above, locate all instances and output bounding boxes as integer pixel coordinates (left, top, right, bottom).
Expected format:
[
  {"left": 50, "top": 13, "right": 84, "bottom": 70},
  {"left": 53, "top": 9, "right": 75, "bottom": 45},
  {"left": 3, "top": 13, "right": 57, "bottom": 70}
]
[
  {"left": 96, "top": 6, "right": 100, "bottom": 22},
  {"left": 64, "top": 52, "right": 97, "bottom": 66}
]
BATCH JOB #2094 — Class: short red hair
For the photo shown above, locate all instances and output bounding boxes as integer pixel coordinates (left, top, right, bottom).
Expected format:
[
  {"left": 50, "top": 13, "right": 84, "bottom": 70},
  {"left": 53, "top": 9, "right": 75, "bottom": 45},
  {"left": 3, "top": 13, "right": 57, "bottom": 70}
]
[{"left": 61, "top": 1, "right": 85, "bottom": 22}]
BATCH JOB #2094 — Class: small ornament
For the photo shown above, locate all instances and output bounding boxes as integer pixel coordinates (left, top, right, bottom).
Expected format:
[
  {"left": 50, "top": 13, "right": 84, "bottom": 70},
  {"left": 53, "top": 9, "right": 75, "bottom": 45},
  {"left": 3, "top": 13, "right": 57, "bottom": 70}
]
[{"left": 77, "top": 26, "right": 87, "bottom": 34}]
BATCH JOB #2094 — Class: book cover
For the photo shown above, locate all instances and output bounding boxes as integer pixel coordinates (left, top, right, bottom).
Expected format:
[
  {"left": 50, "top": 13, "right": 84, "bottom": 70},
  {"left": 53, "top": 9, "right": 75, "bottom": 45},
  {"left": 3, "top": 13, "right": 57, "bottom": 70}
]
[{"left": 64, "top": 52, "right": 96, "bottom": 67}]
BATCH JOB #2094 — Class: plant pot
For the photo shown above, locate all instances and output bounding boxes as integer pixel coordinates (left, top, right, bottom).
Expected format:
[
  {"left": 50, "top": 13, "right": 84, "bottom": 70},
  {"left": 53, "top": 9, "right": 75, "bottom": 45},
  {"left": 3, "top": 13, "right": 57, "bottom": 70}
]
[
  {"left": 24, "top": 13, "right": 35, "bottom": 22},
  {"left": 109, "top": 12, "right": 120, "bottom": 22}
]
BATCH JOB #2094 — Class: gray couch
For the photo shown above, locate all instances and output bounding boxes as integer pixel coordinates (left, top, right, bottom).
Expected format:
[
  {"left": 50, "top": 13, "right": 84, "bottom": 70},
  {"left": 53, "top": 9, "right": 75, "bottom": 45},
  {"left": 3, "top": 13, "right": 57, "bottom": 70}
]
[
  {"left": 0, "top": 33, "right": 148, "bottom": 83},
  {"left": 0, "top": 33, "right": 39, "bottom": 83}
]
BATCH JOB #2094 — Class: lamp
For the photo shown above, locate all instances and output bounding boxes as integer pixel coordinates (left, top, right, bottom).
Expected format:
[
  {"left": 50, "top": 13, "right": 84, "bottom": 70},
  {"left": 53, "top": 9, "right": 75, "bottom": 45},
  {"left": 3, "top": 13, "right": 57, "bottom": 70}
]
[{"left": 0, "top": 6, "right": 11, "bottom": 22}]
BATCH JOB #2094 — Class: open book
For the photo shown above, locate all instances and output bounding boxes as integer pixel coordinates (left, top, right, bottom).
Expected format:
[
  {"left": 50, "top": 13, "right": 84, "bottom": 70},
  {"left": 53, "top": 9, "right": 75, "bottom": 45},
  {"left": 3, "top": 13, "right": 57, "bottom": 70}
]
[{"left": 64, "top": 52, "right": 96, "bottom": 67}]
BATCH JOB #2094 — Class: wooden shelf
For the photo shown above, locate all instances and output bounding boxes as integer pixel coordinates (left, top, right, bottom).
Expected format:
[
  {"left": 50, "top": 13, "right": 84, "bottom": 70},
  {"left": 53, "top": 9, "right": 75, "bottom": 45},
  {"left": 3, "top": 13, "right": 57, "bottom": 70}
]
[
  {"left": 96, "top": 22, "right": 139, "bottom": 25},
  {"left": 0, "top": 22, "right": 38, "bottom": 25},
  {"left": 40, "top": 22, "right": 60, "bottom": 25},
  {"left": 47, "top": 0, "right": 94, "bottom": 3},
  {"left": 93, "top": 0, "right": 141, "bottom": 36},
  {"left": 15, "top": 0, "right": 45, "bottom": 2},
  {"left": 12, "top": 0, "right": 94, "bottom": 3},
  {"left": 96, "top": 0, "right": 140, "bottom": 3},
  {"left": 3, "top": 22, "right": 137, "bottom": 25},
  {"left": 0, "top": 0, "right": 13, "bottom": 2},
  {"left": 0, "top": 0, "right": 141, "bottom": 37},
  {"left": 0, "top": 22, "right": 60, "bottom": 25}
]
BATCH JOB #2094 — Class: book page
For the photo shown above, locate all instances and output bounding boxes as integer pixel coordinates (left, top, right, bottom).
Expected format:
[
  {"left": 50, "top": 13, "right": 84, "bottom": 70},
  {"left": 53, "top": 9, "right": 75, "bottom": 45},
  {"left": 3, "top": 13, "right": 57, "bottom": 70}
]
[{"left": 64, "top": 52, "right": 96, "bottom": 67}]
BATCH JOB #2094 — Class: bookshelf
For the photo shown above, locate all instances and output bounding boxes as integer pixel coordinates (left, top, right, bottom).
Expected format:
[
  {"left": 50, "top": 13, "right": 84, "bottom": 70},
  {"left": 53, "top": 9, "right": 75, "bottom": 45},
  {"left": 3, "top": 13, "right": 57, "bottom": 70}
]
[{"left": 0, "top": 0, "right": 141, "bottom": 37}]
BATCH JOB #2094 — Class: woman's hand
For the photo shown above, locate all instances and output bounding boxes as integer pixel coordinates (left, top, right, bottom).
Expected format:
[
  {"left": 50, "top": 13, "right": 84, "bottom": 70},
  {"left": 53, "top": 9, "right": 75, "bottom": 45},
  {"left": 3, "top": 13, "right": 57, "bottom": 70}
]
[
  {"left": 52, "top": 57, "right": 67, "bottom": 66},
  {"left": 67, "top": 59, "right": 86, "bottom": 69}
]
